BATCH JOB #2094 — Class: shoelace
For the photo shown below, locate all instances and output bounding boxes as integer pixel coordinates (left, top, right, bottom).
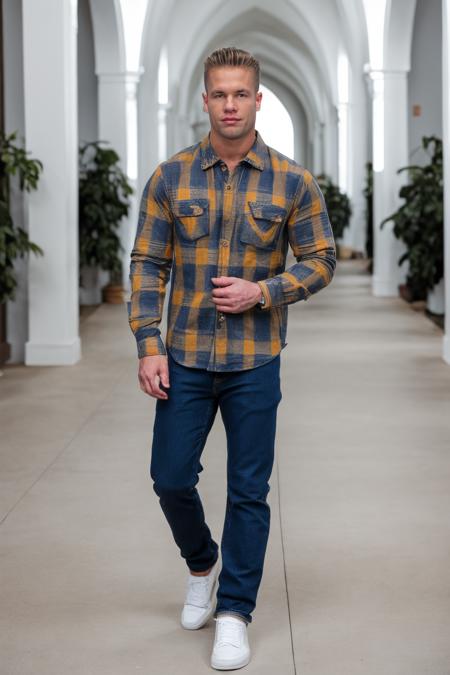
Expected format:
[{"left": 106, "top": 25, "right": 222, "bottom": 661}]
[
  {"left": 215, "top": 618, "right": 244, "bottom": 647},
  {"left": 186, "top": 575, "right": 210, "bottom": 607}
]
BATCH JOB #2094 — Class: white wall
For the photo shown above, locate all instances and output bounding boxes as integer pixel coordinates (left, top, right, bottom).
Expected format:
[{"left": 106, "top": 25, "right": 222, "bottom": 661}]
[
  {"left": 3, "top": 0, "right": 27, "bottom": 363},
  {"left": 408, "top": 0, "right": 443, "bottom": 162},
  {"left": 78, "top": 0, "right": 98, "bottom": 145}
]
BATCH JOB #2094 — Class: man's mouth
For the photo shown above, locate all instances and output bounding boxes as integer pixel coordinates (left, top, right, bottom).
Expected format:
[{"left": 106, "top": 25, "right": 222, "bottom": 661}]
[{"left": 222, "top": 118, "right": 240, "bottom": 123}]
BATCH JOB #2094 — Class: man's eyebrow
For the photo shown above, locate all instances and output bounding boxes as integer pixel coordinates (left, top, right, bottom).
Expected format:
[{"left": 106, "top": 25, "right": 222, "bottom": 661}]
[{"left": 210, "top": 88, "right": 252, "bottom": 95}]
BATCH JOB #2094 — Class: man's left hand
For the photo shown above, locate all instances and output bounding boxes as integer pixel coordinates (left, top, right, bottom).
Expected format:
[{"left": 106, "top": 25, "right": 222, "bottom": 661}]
[{"left": 211, "top": 276, "right": 262, "bottom": 313}]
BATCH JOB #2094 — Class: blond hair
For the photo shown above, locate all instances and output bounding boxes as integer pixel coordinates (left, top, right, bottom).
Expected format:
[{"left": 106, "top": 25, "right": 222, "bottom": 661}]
[{"left": 204, "top": 47, "right": 260, "bottom": 91}]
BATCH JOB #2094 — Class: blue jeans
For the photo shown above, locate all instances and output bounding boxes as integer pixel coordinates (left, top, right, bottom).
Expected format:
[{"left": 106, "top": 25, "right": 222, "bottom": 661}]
[{"left": 150, "top": 350, "right": 282, "bottom": 624}]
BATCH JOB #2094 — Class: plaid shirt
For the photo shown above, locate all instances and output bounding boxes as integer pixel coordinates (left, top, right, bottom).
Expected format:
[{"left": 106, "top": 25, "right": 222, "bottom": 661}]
[{"left": 128, "top": 132, "right": 336, "bottom": 371}]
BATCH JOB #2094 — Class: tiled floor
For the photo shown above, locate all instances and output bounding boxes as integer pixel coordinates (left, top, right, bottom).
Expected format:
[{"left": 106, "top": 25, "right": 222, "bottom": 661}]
[{"left": 1, "top": 259, "right": 449, "bottom": 674}]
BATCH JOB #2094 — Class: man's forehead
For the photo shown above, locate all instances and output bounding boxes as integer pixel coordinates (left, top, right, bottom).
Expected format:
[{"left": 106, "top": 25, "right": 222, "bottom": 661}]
[{"left": 206, "top": 66, "right": 257, "bottom": 90}]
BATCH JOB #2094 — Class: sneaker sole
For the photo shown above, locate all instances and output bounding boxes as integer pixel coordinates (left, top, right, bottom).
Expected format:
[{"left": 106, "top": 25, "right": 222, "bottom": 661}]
[
  {"left": 181, "top": 596, "right": 216, "bottom": 630},
  {"left": 211, "top": 651, "right": 251, "bottom": 670}
]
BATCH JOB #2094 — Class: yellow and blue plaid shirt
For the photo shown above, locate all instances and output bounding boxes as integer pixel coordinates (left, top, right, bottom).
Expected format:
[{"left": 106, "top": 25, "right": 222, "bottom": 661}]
[{"left": 128, "top": 132, "right": 336, "bottom": 371}]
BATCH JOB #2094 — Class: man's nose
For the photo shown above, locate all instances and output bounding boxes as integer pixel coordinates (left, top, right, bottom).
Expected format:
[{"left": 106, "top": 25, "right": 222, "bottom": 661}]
[{"left": 224, "top": 96, "right": 237, "bottom": 110}]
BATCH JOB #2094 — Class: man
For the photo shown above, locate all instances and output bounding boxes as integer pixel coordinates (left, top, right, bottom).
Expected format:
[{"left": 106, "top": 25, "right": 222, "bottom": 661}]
[{"left": 128, "top": 47, "right": 336, "bottom": 671}]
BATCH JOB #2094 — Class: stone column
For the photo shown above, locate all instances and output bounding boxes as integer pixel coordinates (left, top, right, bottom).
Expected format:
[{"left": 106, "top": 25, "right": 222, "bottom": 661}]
[
  {"left": 443, "top": 0, "right": 450, "bottom": 364},
  {"left": 369, "top": 69, "right": 409, "bottom": 296},
  {"left": 22, "top": 0, "right": 81, "bottom": 365}
]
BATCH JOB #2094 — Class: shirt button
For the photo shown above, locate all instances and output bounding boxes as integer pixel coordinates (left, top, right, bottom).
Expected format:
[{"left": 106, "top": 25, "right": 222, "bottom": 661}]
[
  {"left": 221, "top": 165, "right": 226, "bottom": 171},
  {"left": 226, "top": 184, "right": 232, "bottom": 190},
  {"left": 220, "top": 240, "right": 229, "bottom": 247}
]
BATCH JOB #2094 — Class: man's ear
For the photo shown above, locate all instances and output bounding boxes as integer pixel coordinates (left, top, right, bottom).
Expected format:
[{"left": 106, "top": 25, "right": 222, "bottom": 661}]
[
  {"left": 256, "top": 91, "right": 262, "bottom": 112},
  {"left": 202, "top": 92, "right": 208, "bottom": 113}
]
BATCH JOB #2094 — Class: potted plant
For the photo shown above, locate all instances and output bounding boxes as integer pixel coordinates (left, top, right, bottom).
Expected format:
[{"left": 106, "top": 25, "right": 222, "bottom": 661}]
[
  {"left": 0, "top": 131, "right": 43, "bottom": 364},
  {"left": 78, "top": 141, "right": 133, "bottom": 305},
  {"left": 364, "top": 161, "right": 373, "bottom": 270},
  {"left": 380, "top": 136, "right": 443, "bottom": 310},
  {"left": 317, "top": 174, "right": 352, "bottom": 259}
]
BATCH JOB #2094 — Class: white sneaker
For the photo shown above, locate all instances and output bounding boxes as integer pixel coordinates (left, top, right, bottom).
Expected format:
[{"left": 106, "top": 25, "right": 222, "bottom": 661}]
[
  {"left": 180, "top": 558, "right": 220, "bottom": 630},
  {"left": 211, "top": 615, "right": 251, "bottom": 670}
]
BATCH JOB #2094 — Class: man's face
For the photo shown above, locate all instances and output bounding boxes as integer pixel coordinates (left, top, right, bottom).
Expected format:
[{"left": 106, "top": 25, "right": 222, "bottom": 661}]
[{"left": 202, "top": 67, "right": 262, "bottom": 142}]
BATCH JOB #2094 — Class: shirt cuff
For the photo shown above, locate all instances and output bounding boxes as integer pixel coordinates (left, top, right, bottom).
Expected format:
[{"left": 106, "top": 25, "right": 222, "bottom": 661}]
[
  {"left": 257, "top": 280, "right": 274, "bottom": 310},
  {"left": 137, "top": 335, "right": 167, "bottom": 358}
]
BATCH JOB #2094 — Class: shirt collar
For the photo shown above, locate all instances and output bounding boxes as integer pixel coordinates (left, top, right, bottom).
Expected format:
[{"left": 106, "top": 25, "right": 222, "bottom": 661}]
[{"left": 199, "top": 131, "right": 267, "bottom": 171}]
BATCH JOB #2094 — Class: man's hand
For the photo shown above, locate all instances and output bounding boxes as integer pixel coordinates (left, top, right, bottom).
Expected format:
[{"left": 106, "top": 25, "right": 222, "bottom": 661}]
[
  {"left": 138, "top": 355, "right": 170, "bottom": 399},
  {"left": 211, "top": 277, "right": 262, "bottom": 313}
]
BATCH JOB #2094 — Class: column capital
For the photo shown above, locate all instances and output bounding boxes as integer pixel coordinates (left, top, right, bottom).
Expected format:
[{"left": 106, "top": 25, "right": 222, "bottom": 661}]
[
  {"left": 96, "top": 69, "right": 144, "bottom": 85},
  {"left": 364, "top": 64, "right": 409, "bottom": 80}
]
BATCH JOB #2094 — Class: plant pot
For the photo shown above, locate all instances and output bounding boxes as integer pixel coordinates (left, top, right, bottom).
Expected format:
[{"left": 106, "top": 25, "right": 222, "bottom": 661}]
[
  {"left": 398, "top": 283, "right": 414, "bottom": 303},
  {"left": 426, "top": 277, "right": 445, "bottom": 315},
  {"left": 0, "top": 303, "right": 11, "bottom": 365},
  {"left": 79, "top": 265, "right": 102, "bottom": 305},
  {"left": 102, "top": 284, "right": 125, "bottom": 304},
  {"left": 337, "top": 244, "right": 353, "bottom": 260}
]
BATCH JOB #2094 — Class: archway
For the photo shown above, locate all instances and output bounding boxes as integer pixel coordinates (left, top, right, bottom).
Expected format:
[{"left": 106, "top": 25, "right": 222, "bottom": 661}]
[{"left": 257, "top": 84, "right": 294, "bottom": 160}]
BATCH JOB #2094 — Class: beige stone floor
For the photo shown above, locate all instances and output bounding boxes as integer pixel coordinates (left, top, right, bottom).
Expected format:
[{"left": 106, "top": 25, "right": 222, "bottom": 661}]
[{"left": 1, "top": 259, "right": 450, "bottom": 675}]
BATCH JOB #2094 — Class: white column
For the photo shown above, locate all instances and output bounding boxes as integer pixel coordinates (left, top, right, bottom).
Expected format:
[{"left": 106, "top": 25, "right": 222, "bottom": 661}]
[
  {"left": 22, "top": 0, "right": 80, "bottom": 365},
  {"left": 443, "top": 0, "right": 450, "bottom": 364},
  {"left": 324, "top": 105, "right": 339, "bottom": 183},
  {"left": 312, "top": 120, "right": 324, "bottom": 175},
  {"left": 97, "top": 71, "right": 142, "bottom": 289},
  {"left": 370, "top": 70, "right": 409, "bottom": 296}
]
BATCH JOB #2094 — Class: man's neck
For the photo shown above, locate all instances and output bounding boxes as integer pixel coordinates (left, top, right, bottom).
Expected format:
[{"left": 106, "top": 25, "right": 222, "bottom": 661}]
[{"left": 210, "top": 129, "right": 257, "bottom": 171}]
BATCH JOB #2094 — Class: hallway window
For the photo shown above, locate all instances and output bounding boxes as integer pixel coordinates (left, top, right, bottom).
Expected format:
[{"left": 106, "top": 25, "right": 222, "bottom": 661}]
[
  {"left": 257, "top": 84, "right": 294, "bottom": 159},
  {"left": 118, "top": 0, "right": 147, "bottom": 71}
]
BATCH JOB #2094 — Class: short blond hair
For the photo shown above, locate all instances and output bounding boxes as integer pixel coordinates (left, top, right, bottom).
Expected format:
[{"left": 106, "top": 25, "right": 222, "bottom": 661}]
[{"left": 204, "top": 47, "right": 260, "bottom": 91}]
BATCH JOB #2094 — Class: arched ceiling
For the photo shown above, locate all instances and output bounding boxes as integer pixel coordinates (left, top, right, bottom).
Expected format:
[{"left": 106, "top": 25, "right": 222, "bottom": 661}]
[
  {"left": 88, "top": 0, "right": 125, "bottom": 73},
  {"left": 384, "top": 0, "right": 417, "bottom": 70},
  {"left": 173, "top": 3, "right": 336, "bottom": 115}
]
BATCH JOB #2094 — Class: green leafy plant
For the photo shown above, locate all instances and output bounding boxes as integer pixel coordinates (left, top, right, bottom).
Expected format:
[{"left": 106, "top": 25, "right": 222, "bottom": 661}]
[
  {"left": 380, "top": 136, "right": 443, "bottom": 300},
  {"left": 364, "top": 161, "right": 373, "bottom": 261},
  {"left": 79, "top": 141, "right": 133, "bottom": 285},
  {"left": 317, "top": 174, "right": 352, "bottom": 240},
  {"left": 0, "top": 131, "right": 43, "bottom": 304}
]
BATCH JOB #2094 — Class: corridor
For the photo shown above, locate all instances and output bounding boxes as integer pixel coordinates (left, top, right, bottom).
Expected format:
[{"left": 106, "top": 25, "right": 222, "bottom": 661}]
[{"left": 1, "top": 259, "right": 449, "bottom": 675}]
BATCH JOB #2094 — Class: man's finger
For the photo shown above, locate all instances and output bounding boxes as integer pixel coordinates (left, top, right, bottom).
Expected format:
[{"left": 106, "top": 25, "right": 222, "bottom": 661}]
[
  {"left": 212, "top": 297, "right": 234, "bottom": 306},
  {"left": 217, "top": 306, "right": 238, "bottom": 313},
  {"left": 211, "top": 276, "right": 235, "bottom": 286},
  {"left": 159, "top": 365, "right": 170, "bottom": 388},
  {"left": 212, "top": 288, "right": 232, "bottom": 297},
  {"left": 152, "top": 375, "right": 169, "bottom": 399}
]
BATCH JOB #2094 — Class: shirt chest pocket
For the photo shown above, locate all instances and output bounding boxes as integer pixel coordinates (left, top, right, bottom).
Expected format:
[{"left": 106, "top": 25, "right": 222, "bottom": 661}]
[
  {"left": 240, "top": 202, "right": 287, "bottom": 250},
  {"left": 173, "top": 199, "right": 209, "bottom": 241}
]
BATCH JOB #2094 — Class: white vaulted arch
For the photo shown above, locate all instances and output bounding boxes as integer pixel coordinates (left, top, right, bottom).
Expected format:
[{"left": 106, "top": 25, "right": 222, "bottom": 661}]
[{"left": 88, "top": 0, "right": 126, "bottom": 74}]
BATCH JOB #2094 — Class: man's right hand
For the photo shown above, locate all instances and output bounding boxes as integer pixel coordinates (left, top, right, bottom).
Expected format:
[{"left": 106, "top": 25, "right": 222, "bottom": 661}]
[{"left": 138, "top": 355, "right": 170, "bottom": 399}]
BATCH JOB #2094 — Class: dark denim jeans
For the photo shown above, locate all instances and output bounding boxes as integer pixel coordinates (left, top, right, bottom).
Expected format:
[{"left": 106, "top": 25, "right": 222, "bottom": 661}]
[{"left": 150, "top": 350, "right": 282, "bottom": 624}]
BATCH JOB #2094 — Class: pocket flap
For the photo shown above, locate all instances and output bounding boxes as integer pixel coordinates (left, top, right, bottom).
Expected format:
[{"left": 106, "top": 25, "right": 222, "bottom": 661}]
[
  {"left": 248, "top": 202, "right": 287, "bottom": 223},
  {"left": 173, "top": 199, "right": 208, "bottom": 217}
]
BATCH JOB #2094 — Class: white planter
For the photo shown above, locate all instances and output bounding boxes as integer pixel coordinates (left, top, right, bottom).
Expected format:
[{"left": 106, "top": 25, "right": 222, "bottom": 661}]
[
  {"left": 426, "top": 277, "right": 445, "bottom": 315},
  {"left": 79, "top": 265, "right": 102, "bottom": 305}
]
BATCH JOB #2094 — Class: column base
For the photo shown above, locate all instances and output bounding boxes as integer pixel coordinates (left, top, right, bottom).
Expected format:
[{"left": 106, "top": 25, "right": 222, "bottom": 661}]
[
  {"left": 372, "top": 275, "right": 400, "bottom": 297},
  {"left": 443, "top": 335, "right": 450, "bottom": 365},
  {"left": 25, "top": 337, "right": 81, "bottom": 366}
]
